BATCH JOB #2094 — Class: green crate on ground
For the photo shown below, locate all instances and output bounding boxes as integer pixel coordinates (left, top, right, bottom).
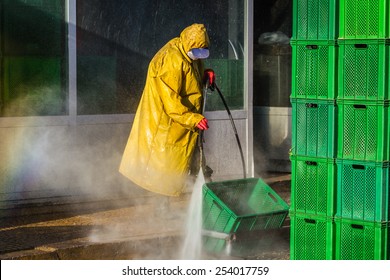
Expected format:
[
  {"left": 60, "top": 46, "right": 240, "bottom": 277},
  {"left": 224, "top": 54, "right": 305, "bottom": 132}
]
[
  {"left": 291, "top": 40, "right": 338, "bottom": 99},
  {"left": 337, "top": 100, "right": 390, "bottom": 161},
  {"left": 292, "top": 0, "right": 338, "bottom": 40},
  {"left": 202, "top": 178, "right": 289, "bottom": 253},
  {"left": 338, "top": 39, "right": 390, "bottom": 101},
  {"left": 290, "top": 155, "right": 336, "bottom": 217},
  {"left": 291, "top": 98, "right": 337, "bottom": 158},
  {"left": 335, "top": 218, "right": 389, "bottom": 260},
  {"left": 336, "top": 159, "right": 390, "bottom": 222},
  {"left": 290, "top": 212, "right": 334, "bottom": 260},
  {"left": 339, "top": 0, "right": 390, "bottom": 39}
]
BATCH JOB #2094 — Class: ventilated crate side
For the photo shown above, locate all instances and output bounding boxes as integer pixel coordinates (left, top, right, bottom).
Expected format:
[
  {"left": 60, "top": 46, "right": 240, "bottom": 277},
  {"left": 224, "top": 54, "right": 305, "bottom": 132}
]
[
  {"left": 337, "top": 100, "right": 390, "bottom": 161},
  {"left": 291, "top": 98, "right": 337, "bottom": 158},
  {"left": 336, "top": 159, "right": 390, "bottom": 222},
  {"left": 338, "top": 40, "right": 390, "bottom": 101},
  {"left": 290, "top": 155, "right": 336, "bottom": 216},
  {"left": 292, "top": 0, "right": 338, "bottom": 40},
  {"left": 335, "top": 218, "right": 389, "bottom": 260},
  {"left": 339, "top": 0, "right": 390, "bottom": 39},
  {"left": 290, "top": 213, "right": 334, "bottom": 260},
  {"left": 291, "top": 40, "right": 338, "bottom": 99}
]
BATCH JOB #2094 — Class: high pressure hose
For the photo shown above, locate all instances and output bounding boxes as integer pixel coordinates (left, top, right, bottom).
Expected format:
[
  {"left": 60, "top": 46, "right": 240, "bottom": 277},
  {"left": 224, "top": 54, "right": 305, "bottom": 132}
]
[
  {"left": 204, "top": 80, "right": 246, "bottom": 179},
  {"left": 214, "top": 83, "right": 246, "bottom": 179}
]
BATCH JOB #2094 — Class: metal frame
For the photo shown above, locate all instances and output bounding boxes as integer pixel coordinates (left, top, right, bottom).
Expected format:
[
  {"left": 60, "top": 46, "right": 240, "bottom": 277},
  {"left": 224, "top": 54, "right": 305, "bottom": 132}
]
[
  {"left": 245, "top": 0, "right": 254, "bottom": 177},
  {"left": 67, "top": 0, "right": 77, "bottom": 125}
]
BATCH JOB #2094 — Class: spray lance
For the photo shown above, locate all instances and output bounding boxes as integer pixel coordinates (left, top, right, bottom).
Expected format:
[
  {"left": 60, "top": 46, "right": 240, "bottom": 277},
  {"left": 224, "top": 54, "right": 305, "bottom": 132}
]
[
  {"left": 203, "top": 70, "right": 246, "bottom": 179},
  {"left": 197, "top": 72, "right": 212, "bottom": 182}
]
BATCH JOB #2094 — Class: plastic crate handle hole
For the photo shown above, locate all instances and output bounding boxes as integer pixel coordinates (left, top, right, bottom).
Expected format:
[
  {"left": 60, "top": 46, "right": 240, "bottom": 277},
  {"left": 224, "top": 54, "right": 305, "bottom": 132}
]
[
  {"left": 303, "top": 218, "right": 316, "bottom": 224},
  {"left": 351, "top": 224, "right": 364, "bottom": 230}
]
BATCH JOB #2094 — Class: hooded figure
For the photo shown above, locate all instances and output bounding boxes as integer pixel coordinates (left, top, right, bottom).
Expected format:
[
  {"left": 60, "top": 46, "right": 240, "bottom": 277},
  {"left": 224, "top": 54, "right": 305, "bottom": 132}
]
[{"left": 119, "top": 23, "right": 213, "bottom": 197}]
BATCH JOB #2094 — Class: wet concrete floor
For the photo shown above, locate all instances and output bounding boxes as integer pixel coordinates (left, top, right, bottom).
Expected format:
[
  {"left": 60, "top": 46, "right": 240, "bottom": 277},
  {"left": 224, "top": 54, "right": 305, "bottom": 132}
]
[{"left": 0, "top": 174, "right": 291, "bottom": 260}]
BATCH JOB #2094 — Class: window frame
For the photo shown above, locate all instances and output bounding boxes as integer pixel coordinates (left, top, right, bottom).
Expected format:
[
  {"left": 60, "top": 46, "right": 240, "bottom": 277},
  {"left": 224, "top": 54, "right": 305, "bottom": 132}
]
[{"left": 0, "top": 0, "right": 253, "bottom": 129}]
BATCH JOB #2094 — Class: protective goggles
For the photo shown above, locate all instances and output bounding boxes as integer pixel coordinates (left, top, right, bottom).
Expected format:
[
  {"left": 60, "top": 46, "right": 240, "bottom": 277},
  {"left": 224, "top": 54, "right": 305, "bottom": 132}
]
[{"left": 189, "top": 48, "right": 209, "bottom": 59}]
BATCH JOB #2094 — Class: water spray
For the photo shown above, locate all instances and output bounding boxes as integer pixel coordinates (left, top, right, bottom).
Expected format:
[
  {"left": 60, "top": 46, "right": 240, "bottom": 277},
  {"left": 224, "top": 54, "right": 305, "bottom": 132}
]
[
  {"left": 201, "top": 229, "right": 236, "bottom": 255},
  {"left": 182, "top": 74, "right": 246, "bottom": 259}
]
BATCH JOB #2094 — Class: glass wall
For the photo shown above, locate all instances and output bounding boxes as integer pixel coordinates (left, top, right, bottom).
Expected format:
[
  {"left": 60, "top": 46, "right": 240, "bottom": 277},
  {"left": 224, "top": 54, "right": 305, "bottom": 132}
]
[
  {"left": 76, "top": 0, "right": 246, "bottom": 114},
  {"left": 253, "top": 0, "right": 292, "bottom": 107},
  {"left": 0, "top": 0, "right": 67, "bottom": 117},
  {"left": 0, "top": 0, "right": 246, "bottom": 117}
]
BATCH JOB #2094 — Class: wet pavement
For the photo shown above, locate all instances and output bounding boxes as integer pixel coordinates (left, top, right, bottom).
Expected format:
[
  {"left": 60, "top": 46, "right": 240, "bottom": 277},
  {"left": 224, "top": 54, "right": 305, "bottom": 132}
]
[{"left": 0, "top": 174, "right": 291, "bottom": 260}]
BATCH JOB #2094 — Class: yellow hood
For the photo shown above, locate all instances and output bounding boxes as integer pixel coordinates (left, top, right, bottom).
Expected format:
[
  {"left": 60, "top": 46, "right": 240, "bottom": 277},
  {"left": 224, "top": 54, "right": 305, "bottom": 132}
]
[{"left": 180, "top": 23, "right": 210, "bottom": 53}]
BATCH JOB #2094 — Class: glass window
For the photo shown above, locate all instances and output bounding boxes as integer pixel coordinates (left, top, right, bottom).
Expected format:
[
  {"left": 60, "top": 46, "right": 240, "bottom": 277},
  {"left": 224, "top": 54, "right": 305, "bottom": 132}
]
[
  {"left": 0, "top": 0, "right": 67, "bottom": 117},
  {"left": 253, "top": 1, "right": 292, "bottom": 107},
  {"left": 76, "top": 0, "right": 246, "bottom": 115}
]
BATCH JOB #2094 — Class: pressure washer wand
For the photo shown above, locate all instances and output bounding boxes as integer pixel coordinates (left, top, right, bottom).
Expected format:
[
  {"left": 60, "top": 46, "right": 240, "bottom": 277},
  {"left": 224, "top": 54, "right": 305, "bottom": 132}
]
[
  {"left": 197, "top": 84, "right": 209, "bottom": 177},
  {"left": 213, "top": 83, "right": 246, "bottom": 179}
]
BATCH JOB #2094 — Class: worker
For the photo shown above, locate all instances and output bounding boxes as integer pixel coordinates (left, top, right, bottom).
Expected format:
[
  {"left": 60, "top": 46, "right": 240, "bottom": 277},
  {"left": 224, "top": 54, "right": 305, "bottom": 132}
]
[{"left": 119, "top": 23, "right": 215, "bottom": 211}]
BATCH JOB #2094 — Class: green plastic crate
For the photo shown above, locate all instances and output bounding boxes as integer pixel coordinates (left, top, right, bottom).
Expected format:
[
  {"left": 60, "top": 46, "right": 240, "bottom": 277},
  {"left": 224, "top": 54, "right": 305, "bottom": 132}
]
[
  {"left": 338, "top": 40, "right": 390, "bottom": 100},
  {"left": 290, "top": 155, "right": 336, "bottom": 217},
  {"left": 291, "top": 40, "right": 338, "bottom": 99},
  {"left": 292, "top": 0, "right": 338, "bottom": 40},
  {"left": 335, "top": 218, "right": 389, "bottom": 260},
  {"left": 290, "top": 212, "right": 334, "bottom": 260},
  {"left": 336, "top": 159, "right": 390, "bottom": 222},
  {"left": 339, "top": 0, "right": 390, "bottom": 39},
  {"left": 202, "top": 178, "right": 289, "bottom": 253},
  {"left": 291, "top": 98, "right": 337, "bottom": 158},
  {"left": 337, "top": 100, "right": 390, "bottom": 161}
]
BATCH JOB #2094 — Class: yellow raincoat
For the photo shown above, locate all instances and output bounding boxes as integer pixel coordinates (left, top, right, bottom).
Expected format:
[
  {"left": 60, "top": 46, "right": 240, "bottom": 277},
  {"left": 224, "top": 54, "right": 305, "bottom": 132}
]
[{"left": 119, "top": 23, "right": 209, "bottom": 196}]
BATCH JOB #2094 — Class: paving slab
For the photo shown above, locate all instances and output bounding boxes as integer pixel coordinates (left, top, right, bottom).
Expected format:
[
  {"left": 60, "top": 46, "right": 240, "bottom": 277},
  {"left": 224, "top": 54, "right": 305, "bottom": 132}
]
[{"left": 0, "top": 174, "right": 291, "bottom": 260}]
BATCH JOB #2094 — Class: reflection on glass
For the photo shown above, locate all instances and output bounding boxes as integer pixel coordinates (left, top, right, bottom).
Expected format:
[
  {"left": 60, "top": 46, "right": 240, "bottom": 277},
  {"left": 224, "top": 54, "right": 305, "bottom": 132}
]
[
  {"left": 0, "top": 0, "right": 66, "bottom": 117},
  {"left": 76, "top": 0, "right": 246, "bottom": 115}
]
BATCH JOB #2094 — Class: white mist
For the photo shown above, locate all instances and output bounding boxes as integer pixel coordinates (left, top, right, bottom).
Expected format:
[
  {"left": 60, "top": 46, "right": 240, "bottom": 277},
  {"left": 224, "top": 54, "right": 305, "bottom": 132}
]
[{"left": 180, "top": 169, "right": 205, "bottom": 259}]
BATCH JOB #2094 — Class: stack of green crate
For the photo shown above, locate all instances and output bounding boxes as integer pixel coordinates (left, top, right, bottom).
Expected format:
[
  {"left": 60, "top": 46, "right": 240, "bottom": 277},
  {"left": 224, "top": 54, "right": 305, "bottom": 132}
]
[
  {"left": 335, "top": 0, "right": 390, "bottom": 260},
  {"left": 290, "top": 0, "right": 390, "bottom": 260},
  {"left": 289, "top": 0, "right": 338, "bottom": 260}
]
